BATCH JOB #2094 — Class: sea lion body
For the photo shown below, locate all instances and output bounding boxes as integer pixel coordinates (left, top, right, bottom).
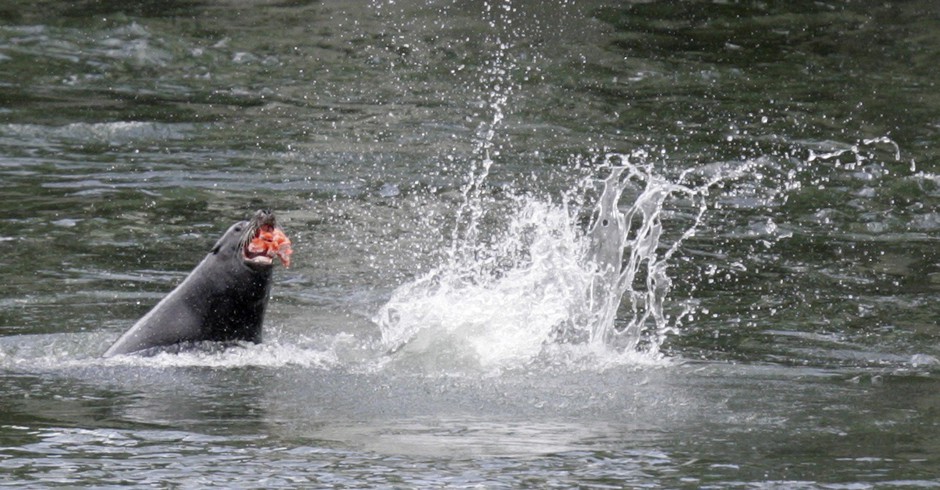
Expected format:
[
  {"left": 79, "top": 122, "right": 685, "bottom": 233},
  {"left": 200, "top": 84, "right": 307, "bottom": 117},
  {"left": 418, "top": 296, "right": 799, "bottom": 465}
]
[{"left": 103, "top": 211, "right": 290, "bottom": 357}]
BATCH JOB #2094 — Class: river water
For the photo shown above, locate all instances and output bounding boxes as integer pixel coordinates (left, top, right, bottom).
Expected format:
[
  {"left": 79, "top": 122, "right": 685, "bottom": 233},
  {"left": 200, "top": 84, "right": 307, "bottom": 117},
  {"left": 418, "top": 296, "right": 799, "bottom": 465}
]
[{"left": 2, "top": 1, "right": 939, "bottom": 487}]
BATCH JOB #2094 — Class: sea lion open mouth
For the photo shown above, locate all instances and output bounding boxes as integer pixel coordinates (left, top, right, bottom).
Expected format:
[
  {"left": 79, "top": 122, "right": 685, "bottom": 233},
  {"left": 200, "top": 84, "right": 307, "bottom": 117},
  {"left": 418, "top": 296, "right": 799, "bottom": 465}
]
[{"left": 242, "top": 210, "right": 292, "bottom": 268}]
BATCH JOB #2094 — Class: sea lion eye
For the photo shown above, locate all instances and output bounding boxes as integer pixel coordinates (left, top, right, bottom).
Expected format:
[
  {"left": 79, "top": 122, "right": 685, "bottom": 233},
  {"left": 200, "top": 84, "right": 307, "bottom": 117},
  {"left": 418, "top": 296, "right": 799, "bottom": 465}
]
[{"left": 234, "top": 226, "right": 242, "bottom": 232}]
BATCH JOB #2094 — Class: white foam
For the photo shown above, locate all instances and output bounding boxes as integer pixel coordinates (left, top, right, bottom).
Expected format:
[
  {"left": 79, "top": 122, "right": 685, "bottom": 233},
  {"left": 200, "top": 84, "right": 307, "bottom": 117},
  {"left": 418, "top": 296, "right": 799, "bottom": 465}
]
[
  {"left": 1, "top": 335, "right": 338, "bottom": 371},
  {"left": 101, "top": 341, "right": 339, "bottom": 370}
]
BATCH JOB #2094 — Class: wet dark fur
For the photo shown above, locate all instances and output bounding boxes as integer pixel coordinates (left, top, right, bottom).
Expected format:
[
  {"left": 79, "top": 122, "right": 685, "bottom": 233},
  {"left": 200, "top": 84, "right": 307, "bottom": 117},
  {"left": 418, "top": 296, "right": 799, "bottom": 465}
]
[{"left": 103, "top": 210, "right": 278, "bottom": 357}]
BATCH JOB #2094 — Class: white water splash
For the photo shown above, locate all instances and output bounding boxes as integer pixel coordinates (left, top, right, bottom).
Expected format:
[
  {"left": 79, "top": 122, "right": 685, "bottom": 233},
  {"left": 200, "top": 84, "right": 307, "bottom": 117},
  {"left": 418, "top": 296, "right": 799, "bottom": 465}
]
[
  {"left": 377, "top": 195, "right": 588, "bottom": 370},
  {"left": 368, "top": 0, "right": 735, "bottom": 373},
  {"left": 375, "top": 152, "right": 722, "bottom": 372},
  {"left": 449, "top": 0, "right": 518, "bottom": 259}
]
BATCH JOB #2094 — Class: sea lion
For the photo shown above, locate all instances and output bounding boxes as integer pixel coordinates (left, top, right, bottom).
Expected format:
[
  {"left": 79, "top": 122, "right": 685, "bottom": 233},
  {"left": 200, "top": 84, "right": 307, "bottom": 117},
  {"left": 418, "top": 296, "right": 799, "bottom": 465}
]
[{"left": 103, "top": 209, "right": 292, "bottom": 357}]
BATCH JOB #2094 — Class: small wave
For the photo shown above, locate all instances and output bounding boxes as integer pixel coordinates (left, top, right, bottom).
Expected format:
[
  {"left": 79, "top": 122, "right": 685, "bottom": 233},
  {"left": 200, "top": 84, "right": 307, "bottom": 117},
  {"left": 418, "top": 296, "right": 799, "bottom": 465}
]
[
  {"left": 1, "top": 335, "right": 338, "bottom": 371},
  {"left": 0, "top": 121, "right": 194, "bottom": 147},
  {"left": 99, "top": 342, "right": 339, "bottom": 370}
]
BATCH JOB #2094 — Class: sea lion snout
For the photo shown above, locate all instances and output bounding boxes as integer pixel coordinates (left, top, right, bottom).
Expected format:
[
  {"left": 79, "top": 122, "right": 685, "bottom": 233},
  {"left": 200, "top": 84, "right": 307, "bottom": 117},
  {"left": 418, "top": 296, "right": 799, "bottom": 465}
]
[{"left": 253, "top": 209, "right": 276, "bottom": 227}]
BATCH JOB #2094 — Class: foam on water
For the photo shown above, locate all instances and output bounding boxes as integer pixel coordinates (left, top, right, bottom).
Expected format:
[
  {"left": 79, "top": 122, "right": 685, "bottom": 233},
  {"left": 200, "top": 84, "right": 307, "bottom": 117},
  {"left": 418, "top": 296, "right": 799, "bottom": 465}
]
[
  {"left": 0, "top": 334, "right": 339, "bottom": 371},
  {"left": 98, "top": 341, "right": 339, "bottom": 370}
]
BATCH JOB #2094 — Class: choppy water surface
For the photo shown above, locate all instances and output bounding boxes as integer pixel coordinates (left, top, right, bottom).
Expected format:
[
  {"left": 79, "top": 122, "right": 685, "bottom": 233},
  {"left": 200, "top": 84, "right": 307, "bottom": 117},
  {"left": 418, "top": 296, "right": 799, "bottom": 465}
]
[{"left": 2, "top": 1, "right": 939, "bottom": 487}]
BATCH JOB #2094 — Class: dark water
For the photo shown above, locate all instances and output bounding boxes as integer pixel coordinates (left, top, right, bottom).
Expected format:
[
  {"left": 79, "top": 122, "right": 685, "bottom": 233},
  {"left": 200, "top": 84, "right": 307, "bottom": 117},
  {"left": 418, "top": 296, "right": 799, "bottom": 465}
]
[{"left": 2, "top": 0, "right": 939, "bottom": 487}]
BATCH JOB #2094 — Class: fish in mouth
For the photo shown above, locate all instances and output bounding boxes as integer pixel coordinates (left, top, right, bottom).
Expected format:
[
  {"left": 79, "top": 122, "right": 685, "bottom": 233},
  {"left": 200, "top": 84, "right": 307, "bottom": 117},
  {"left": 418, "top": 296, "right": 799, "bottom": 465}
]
[{"left": 242, "top": 210, "right": 293, "bottom": 268}]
